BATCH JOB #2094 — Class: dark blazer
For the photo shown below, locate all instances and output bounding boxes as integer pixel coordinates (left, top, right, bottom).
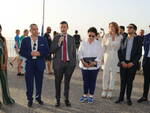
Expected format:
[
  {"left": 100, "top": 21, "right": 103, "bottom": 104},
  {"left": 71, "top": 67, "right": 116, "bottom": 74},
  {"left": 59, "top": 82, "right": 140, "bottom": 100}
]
[
  {"left": 118, "top": 36, "right": 142, "bottom": 67},
  {"left": 143, "top": 33, "right": 150, "bottom": 66},
  {"left": 50, "top": 34, "right": 76, "bottom": 69},
  {"left": 20, "top": 36, "right": 49, "bottom": 71}
]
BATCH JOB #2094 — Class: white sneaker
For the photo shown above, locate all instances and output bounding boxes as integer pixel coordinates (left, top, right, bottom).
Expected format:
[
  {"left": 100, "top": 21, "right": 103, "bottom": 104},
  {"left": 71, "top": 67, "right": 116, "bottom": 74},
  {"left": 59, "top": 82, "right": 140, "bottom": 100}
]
[
  {"left": 101, "top": 91, "right": 107, "bottom": 98},
  {"left": 107, "top": 91, "right": 112, "bottom": 99}
]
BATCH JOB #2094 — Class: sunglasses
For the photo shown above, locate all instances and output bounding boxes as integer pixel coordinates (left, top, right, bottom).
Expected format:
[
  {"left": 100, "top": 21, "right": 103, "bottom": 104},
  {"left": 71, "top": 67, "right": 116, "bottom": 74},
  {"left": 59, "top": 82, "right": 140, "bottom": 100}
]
[
  {"left": 89, "top": 35, "right": 95, "bottom": 38},
  {"left": 127, "top": 26, "right": 134, "bottom": 29},
  {"left": 33, "top": 43, "right": 37, "bottom": 50}
]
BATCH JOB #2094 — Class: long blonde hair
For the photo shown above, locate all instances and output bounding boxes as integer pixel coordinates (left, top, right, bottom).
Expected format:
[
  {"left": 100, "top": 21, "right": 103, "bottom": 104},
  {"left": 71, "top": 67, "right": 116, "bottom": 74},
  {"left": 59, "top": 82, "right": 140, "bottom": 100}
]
[{"left": 109, "top": 22, "right": 119, "bottom": 36}]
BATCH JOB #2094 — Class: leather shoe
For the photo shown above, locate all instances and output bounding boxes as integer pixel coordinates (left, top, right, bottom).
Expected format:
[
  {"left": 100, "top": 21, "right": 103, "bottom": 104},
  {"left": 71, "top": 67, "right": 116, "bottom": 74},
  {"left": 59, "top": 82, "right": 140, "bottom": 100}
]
[
  {"left": 27, "top": 101, "right": 33, "bottom": 107},
  {"left": 115, "top": 99, "right": 123, "bottom": 104},
  {"left": 36, "top": 100, "right": 44, "bottom": 105},
  {"left": 137, "top": 97, "right": 148, "bottom": 103},
  {"left": 127, "top": 100, "right": 132, "bottom": 106},
  {"left": 65, "top": 100, "right": 71, "bottom": 107},
  {"left": 55, "top": 100, "right": 60, "bottom": 107}
]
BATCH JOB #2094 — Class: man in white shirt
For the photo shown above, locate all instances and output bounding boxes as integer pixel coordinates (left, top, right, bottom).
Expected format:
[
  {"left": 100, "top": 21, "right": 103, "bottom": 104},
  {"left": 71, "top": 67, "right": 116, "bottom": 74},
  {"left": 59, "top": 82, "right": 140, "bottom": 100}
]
[
  {"left": 51, "top": 21, "right": 76, "bottom": 107},
  {"left": 20, "top": 24, "right": 49, "bottom": 107}
]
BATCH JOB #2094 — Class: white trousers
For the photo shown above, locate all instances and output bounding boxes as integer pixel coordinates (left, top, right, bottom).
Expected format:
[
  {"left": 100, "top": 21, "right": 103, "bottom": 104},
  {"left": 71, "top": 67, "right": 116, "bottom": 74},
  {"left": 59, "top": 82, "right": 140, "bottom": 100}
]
[{"left": 102, "top": 66, "right": 118, "bottom": 90}]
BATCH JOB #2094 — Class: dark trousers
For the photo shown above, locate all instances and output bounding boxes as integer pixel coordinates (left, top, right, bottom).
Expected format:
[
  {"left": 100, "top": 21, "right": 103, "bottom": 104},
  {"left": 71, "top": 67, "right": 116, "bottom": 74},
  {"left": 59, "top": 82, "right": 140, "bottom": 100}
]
[
  {"left": 54, "top": 62, "right": 75, "bottom": 101},
  {"left": 81, "top": 69, "right": 99, "bottom": 95},
  {"left": 119, "top": 63, "right": 137, "bottom": 101},
  {"left": 25, "top": 62, "right": 44, "bottom": 102},
  {"left": 143, "top": 58, "right": 150, "bottom": 98}
]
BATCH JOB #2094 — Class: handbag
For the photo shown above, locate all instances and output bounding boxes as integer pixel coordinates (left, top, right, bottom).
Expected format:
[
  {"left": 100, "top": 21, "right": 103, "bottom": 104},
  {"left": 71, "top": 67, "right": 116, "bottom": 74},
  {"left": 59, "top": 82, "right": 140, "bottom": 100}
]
[{"left": 83, "top": 57, "right": 97, "bottom": 67}]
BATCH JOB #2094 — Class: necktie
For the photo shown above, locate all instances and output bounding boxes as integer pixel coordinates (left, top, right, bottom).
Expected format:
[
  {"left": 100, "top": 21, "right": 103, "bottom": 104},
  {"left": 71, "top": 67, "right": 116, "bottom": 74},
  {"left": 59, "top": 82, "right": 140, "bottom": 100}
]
[{"left": 63, "top": 35, "right": 67, "bottom": 62}]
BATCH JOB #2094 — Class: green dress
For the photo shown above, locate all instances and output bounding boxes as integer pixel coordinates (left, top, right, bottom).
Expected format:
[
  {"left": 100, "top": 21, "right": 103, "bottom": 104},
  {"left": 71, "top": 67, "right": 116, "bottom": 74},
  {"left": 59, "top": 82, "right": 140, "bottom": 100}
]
[{"left": 0, "top": 37, "right": 15, "bottom": 105}]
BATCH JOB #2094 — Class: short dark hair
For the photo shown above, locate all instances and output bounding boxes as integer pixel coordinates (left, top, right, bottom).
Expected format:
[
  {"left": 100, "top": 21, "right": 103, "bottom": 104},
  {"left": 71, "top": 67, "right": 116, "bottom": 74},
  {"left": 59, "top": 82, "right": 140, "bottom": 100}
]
[
  {"left": 30, "top": 23, "right": 37, "bottom": 29},
  {"left": 75, "top": 30, "right": 78, "bottom": 34},
  {"left": 120, "top": 26, "right": 125, "bottom": 31},
  {"left": 60, "top": 21, "right": 68, "bottom": 27},
  {"left": 88, "top": 27, "right": 97, "bottom": 35},
  {"left": 129, "top": 23, "right": 137, "bottom": 31},
  {"left": 16, "top": 29, "right": 20, "bottom": 32},
  {"left": 0, "top": 24, "right": 2, "bottom": 30},
  {"left": 24, "top": 29, "right": 28, "bottom": 33}
]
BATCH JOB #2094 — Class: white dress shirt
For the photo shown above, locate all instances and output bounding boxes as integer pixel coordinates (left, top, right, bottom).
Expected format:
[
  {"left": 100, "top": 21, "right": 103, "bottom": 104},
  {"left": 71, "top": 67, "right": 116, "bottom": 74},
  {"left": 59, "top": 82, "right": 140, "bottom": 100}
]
[
  {"left": 31, "top": 37, "right": 38, "bottom": 59},
  {"left": 78, "top": 39, "right": 104, "bottom": 70}
]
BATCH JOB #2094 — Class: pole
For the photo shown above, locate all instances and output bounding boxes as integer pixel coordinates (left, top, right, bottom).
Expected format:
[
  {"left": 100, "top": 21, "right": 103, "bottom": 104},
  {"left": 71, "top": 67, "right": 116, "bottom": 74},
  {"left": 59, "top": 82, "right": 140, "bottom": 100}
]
[{"left": 41, "top": 0, "right": 45, "bottom": 36}]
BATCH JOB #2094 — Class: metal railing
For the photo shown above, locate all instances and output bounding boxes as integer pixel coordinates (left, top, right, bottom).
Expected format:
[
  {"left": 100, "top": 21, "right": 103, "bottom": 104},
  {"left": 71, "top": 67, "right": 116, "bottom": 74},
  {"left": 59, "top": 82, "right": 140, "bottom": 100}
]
[{"left": 6, "top": 40, "right": 16, "bottom": 57}]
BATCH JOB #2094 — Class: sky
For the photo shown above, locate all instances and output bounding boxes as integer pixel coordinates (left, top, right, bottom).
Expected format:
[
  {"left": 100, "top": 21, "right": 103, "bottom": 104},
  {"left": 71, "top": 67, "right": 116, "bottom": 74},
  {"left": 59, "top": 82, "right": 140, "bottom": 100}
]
[{"left": 0, "top": 0, "right": 150, "bottom": 40}]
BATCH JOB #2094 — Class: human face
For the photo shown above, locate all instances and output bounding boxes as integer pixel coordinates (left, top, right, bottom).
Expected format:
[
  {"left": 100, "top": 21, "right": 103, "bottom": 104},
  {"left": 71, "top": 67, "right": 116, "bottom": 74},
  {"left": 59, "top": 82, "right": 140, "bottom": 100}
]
[
  {"left": 24, "top": 31, "right": 29, "bottom": 37},
  {"left": 47, "top": 27, "right": 51, "bottom": 33},
  {"left": 88, "top": 32, "right": 96, "bottom": 42},
  {"left": 109, "top": 24, "right": 116, "bottom": 33},
  {"left": 127, "top": 25, "right": 135, "bottom": 34},
  {"left": 30, "top": 25, "right": 39, "bottom": 37},
  {"left": 60, "top": 24, "right": 68, "bottom": 34},
  {"left": 139, "top": 30, "right": 144, "bottom": 36},
  {"left": 119, "top": 28, "right": 124, "bottom": 34},
  {"left": 16, "top": 30, "right": 20, "bottom": 36}
]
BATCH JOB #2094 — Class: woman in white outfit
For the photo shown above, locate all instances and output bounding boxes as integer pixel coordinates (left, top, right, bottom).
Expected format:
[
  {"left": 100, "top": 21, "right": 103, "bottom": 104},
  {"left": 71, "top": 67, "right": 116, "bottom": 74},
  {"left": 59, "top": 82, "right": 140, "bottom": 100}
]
[
  {"left": 78, "top": 27, "right": 104, "bottom": 103},
  {"left": 101, "top": 22, "right": 122, "bottom": 98}
]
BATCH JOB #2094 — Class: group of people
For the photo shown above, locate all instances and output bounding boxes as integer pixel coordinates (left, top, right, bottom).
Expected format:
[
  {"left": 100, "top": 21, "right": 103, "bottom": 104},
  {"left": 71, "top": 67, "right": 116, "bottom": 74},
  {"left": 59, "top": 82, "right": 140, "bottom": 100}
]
[
  {"left": 10, "top": 27, "right": 60, "bottom": 76},
  {"left": 10, "top": 29, "right": 29, "bottom": 76},
  {"left": 0, "top": 21, "right": 150, "bottom": 109}
]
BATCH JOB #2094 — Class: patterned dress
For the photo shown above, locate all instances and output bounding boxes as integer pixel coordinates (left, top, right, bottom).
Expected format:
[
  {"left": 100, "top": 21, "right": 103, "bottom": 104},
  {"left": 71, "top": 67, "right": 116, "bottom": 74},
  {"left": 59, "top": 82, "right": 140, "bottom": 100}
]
[{"left": 102, "top": 33, "right": 122, "bottom": 90}]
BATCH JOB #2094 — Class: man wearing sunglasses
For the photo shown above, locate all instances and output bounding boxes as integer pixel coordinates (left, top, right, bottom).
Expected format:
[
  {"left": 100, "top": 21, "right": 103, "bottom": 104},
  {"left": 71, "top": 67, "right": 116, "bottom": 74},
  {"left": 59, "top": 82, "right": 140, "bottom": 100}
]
[
  {"left": 20, "top": 24, "right": 49, "bottom": 107},
  {"left": 138, "top": 25, "right": 150, "bottom": 103},
  {"left": 116, "top": 24, "right": 142, "bottom": 105}
]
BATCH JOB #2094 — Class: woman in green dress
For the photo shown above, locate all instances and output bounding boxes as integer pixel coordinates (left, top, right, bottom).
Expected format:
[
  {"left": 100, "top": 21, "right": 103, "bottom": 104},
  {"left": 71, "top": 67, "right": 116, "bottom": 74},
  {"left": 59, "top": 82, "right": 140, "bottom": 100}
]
[{"left": 0, "top": 25, "right": 15, "bottom": 108}]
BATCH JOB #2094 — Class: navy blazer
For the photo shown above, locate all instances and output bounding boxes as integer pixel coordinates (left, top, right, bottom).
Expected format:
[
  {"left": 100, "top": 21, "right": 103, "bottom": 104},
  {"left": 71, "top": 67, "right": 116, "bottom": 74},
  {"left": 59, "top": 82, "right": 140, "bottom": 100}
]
[
  {"left": 143, "top": 33, "right": 150, "bottom": 65},
  {"left": 20, "top": 36, "right": 49, "bottom": 71},
  {"left": 118, "top": 36, "right": 142, "bottom": 67}
]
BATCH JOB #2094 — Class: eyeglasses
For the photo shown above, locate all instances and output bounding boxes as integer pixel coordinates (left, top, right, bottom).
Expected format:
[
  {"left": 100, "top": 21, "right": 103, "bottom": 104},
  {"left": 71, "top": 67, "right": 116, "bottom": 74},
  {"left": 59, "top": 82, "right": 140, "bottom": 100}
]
[
  {"left": 89, "top": 35, "right": 95, "bottom": 38},
  {"left": 33, "top": 43, "right": 36, "bottom": 50}
]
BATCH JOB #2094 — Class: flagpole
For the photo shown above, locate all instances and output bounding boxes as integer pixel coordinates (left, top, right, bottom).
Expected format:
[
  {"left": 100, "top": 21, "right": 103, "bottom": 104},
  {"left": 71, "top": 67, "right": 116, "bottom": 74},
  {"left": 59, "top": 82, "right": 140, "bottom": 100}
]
[{"left": 41, "top": 0, "right": 45, "bottom": 36}]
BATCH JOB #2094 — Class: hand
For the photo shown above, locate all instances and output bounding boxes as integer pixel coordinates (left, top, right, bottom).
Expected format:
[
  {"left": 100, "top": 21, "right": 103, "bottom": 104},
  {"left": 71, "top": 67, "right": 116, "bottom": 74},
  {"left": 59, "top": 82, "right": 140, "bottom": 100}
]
[
  {"left": 121, "top": 62, "right": 128, "bottom": 68},
  {"left": 82, "top": 61, "right": 90, "bottom": 68},
  {"left": 31, "top": 51, "right": 40, "bottom": 57},
  {"left": 36, "top": 51, "right": 40, "bottom": 56},
  {"left": 58, "top": 37, "right": 64, "bottom": 46},
  {"left": 89, "top": 61, "right": 97, "bottom": 67},
  {"left": 127, "top": 63, "right": 134, "bottom": 68},
  {"left": 31, "top": 51, "right": 36, "bottom": 56}
]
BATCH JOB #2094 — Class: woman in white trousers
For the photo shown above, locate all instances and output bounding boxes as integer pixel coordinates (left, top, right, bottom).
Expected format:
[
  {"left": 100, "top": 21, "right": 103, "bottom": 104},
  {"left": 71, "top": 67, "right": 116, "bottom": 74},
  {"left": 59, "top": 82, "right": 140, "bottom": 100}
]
[{"left": 101, "top": 22, "right": 122, "bottom": 98}]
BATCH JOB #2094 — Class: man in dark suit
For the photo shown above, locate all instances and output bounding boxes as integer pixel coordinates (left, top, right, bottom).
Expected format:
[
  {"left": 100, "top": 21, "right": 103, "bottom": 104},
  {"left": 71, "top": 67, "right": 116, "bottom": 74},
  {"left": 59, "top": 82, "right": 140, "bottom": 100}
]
[
  {"left": 138, "top": 29, "right": 150, "bottom": 103},
  {"left": 115, "top": 24, "right": 142, "bottom": 105},
  {"left": 73, "top": 30, "right": 81, "bottom": 50},
  {"left": 51, "top": 21, "right": 76, "bottom": 107},
  {"left": 20, "top": 24, "right": 49, "bottom": 107},
  {"left": 44, "top": 26, "right": 53, "bottom": 74}
]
